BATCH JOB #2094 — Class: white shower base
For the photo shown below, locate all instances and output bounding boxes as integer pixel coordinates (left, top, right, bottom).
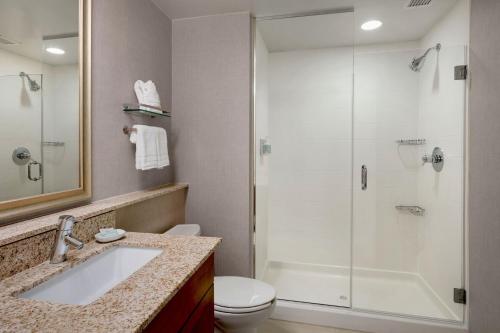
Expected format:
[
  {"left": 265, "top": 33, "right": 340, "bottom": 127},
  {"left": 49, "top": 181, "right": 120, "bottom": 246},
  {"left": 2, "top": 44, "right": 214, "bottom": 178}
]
[{"left": 262, "top": 261, "right": 459, "bottom": 321}]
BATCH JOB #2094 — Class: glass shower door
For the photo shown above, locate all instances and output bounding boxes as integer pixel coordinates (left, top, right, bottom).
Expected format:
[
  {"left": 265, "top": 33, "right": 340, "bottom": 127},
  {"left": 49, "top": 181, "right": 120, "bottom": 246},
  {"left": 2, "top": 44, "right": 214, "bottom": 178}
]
[
  {"left": 351, "top": 44, "right": 467, "bottom": 321},
  {"left": 254, "top": 10, "right": 354, "bottom": 307},
  {"left": 0, "top": 74, "right": 43, "bottom": 201}
]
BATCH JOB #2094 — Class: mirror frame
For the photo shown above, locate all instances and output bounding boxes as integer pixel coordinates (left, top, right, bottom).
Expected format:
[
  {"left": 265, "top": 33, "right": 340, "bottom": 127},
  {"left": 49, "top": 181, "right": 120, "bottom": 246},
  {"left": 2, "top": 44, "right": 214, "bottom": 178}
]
[{"left": 0, "top": 0, "right": 92, "bottom": 224}]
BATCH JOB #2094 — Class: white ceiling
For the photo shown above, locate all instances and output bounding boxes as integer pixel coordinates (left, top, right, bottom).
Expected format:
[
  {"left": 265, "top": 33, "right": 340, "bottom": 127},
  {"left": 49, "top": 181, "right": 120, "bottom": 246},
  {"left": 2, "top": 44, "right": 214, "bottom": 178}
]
[
  {"left": 153, "top": 0, "right": 460, "bottom": 50},
  {"left": 0, "top": 0, "right": 79, "bottom": 65}
]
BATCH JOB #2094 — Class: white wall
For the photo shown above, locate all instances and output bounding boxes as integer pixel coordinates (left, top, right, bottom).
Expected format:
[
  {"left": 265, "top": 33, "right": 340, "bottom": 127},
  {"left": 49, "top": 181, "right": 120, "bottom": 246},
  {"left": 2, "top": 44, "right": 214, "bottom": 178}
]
[
  {"left": 264, "top": 41, "right": 427, "bottom": 273},
  {"left": 416, "top": 0, "right": 469, "bottom": 319},
  {"left": 42, "top": 64, "right": 80, "bottom": 193},
  {"left": 254, "top": 28, "right": 270, "bottom": 279},
  {"left": 0, "top": 49, "right": 44, "bottom": 200},
  {"left": 353, "top": 43, "right": 422, "bottom": 273},
  {"left": 267, "top": 47, "right": 353, "bottom": 267}
]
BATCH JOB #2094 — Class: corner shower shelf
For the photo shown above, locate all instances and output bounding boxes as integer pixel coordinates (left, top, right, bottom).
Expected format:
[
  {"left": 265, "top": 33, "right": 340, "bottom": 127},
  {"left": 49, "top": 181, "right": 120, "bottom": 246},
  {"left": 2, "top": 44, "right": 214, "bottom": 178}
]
[
  {"left": 123, "top": 104, "right": 171, "bottom": 118},
  {"left": 395, "top": 139, "right": 426, "bottom": 145},
  {"left": 395, "top": 205, "right": 425, "bottom": 216}
]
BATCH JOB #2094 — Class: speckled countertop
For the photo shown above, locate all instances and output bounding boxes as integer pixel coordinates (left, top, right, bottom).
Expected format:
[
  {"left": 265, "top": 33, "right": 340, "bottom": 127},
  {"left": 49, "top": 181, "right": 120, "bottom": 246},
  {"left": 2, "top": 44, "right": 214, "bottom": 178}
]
[{"left": 0, "top": 233, "right": 220, "bottom": 333}]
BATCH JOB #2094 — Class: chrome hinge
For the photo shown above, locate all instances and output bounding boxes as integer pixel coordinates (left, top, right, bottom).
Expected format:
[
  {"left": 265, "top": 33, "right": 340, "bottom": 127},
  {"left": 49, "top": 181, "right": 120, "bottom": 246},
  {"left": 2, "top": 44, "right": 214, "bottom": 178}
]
[
  {"left": 454, "top": 288, "right": 466, "bottom": 304},
  {"left": 455, "top": 65, "right": 467, "bottom": 80}
]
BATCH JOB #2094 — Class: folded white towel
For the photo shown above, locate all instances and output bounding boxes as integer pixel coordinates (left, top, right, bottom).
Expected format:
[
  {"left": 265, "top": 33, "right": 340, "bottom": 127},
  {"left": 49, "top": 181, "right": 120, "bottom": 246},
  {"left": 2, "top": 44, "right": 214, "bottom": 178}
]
[
  {"left": 134, "top": 80, "right": 162, "bottom": 111},
  {"left": 129, "top": 125, "right": 169, "bottom": 170}
]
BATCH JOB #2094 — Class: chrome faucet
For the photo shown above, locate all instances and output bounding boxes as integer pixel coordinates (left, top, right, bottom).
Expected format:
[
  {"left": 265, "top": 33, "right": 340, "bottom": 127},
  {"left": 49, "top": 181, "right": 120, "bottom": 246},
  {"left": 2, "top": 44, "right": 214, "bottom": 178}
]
[{"left": 50, "top": 215, "right": 84, "bottom": 264}]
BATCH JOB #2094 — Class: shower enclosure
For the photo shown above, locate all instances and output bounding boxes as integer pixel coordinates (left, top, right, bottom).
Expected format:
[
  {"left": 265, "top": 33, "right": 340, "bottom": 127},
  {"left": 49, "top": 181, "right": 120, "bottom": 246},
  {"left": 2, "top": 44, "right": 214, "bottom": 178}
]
[
  {"left": 254, "top": 0, "right": 468, "bottom": 328},
  {"left": 0, "top": 74, "right": 44, "bottom": 200},
  {"left": 0, "top": 70, "right": 80, "bottom": 201}
]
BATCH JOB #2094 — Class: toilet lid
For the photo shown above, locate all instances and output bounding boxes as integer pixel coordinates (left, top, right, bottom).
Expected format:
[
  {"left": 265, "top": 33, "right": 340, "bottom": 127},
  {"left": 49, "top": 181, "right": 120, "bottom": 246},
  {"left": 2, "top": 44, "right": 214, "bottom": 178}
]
[
  {"left": 164, "top": 224, "right": 201, "bottom": 236},
  {"left": 214, "top": 276, "right": 276, "bottom": 308},
  {"left": 215, "top": 302, "right": 272, "bottom": 313}
]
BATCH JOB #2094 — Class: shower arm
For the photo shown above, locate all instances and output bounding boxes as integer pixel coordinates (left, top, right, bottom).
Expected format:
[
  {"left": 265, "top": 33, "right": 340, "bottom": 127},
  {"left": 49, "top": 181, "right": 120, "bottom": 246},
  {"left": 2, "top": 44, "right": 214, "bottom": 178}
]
[{"left": 414, "top": 43, "right": 441, "bottom": 62}]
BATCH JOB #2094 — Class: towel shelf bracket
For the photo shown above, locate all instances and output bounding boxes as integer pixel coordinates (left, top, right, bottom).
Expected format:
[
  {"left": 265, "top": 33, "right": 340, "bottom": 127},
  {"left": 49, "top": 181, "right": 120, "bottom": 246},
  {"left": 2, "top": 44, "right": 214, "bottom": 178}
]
[{"left": 123, "top": 126, "right": 137, "bottom": 135}]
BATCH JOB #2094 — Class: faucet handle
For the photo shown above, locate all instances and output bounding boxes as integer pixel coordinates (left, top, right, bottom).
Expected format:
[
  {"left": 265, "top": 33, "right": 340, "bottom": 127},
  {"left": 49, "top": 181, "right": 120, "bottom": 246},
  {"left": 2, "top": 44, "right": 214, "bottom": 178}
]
[{"left": 64, "top": 235, "right": 84, "bottom": 250}]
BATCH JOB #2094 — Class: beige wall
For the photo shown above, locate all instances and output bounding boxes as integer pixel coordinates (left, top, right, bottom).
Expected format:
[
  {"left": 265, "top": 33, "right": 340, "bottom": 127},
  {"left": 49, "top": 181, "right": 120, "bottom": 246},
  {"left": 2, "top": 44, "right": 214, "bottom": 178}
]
[
  {"left": 469, "top": 0, "right": 500, "bottom": 332},
  {"left": 91, "top": 0, "right": 173, "bottom": 200},
  {"left": 171, "top": 12, "right": 252, "bottom": 277}
]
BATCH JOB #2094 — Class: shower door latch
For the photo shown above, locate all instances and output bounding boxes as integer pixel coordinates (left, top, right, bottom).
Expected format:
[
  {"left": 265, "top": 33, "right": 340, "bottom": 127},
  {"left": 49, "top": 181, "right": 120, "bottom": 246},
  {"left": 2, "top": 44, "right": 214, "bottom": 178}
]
[
  {"left": 28, "top": 161, "right": 42, "bottom": 182},
  {"left": 453, "top": 288, "right": 466, "bottom": 304},
  {"left": 361, "top": 165, "right": 367, "bottom": 191},
  {"left": 455, "top": 65, "right": 467, "bottom": 80}
]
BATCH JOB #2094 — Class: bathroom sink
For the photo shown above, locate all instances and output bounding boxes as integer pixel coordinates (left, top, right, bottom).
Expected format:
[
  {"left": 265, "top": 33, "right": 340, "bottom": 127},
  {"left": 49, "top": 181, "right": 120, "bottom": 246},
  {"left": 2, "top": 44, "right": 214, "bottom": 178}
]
[{"left": 20, "top": 246, "right": 163, "bottom": 305}]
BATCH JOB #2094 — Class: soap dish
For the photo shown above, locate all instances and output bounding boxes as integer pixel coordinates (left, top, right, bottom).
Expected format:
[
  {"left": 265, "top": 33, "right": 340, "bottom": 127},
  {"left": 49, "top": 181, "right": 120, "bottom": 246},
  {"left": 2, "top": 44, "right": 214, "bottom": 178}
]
[{"left": 95, "top": 229, "right": 126, "bottom": 243}]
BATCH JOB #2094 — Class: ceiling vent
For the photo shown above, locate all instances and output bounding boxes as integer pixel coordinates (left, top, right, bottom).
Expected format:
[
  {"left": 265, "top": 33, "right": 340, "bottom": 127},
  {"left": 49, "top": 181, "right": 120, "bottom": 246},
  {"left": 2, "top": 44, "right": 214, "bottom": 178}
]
[{"left": 406, "top": 0, "right": 432, "bottom": 8}]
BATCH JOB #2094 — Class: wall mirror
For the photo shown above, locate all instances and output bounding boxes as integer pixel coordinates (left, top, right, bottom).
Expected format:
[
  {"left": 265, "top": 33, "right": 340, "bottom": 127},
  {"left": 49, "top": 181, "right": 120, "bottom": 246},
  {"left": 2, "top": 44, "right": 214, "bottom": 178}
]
[{"left": 0, "top": 0, "right": 91, "bottom": 223}]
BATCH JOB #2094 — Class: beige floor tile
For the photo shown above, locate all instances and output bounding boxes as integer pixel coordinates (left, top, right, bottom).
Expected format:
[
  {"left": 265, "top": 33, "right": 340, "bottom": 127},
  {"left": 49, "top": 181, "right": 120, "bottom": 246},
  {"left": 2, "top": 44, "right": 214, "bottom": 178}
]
[{"left": 258, "top": 319, "right": 368, "bottom": 333}]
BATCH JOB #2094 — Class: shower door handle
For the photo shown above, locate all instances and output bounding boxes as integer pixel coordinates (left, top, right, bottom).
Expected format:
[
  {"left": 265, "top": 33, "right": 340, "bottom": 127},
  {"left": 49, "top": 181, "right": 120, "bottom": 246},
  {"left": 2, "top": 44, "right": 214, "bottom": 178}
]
[
  {"left": 361, "top": 165, "right": 367, "bottom": 191},
  {"left": 28, "top": 161, "right": 42, "bottom": 182}
]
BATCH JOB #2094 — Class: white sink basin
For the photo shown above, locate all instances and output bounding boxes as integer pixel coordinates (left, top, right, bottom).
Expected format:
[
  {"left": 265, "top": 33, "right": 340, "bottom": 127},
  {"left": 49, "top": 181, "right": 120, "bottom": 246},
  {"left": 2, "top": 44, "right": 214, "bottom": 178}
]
[{"left": 20, "top": 246, "right": 163, "bottom": 305}]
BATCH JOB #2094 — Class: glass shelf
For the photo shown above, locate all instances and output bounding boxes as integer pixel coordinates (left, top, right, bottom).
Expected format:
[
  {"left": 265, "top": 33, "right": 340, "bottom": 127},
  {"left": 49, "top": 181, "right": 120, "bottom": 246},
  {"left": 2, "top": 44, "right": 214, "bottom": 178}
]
[{"left": 123, "top": 104, "right": 171, "bottom": 118}]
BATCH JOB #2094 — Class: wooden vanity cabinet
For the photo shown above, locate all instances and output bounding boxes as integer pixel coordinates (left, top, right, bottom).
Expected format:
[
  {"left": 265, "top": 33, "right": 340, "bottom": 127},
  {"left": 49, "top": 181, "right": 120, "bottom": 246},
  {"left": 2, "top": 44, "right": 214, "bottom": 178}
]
[{"left": 145, "top": 254, "right": 214, "bottom": 333}]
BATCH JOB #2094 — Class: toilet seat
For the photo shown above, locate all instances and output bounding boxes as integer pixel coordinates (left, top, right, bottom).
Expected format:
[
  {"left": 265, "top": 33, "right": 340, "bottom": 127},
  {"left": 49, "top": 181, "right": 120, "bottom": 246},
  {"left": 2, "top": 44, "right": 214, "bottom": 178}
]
[
  {"left": 215, "top": 301, "right": 273, "bottom": 314},
  {"left": 214, "top": 276, "right": 276, "bottom": 309},
  {"left": 214, "top": 277, "right": 277, "bottom": 332}
]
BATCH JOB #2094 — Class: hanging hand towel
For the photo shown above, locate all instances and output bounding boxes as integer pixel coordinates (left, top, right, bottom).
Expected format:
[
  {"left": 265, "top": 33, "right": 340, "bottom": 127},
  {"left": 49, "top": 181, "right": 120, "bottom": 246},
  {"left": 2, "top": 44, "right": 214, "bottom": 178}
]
[{"left": 129, "top": 125, "right": 169, "bottom": 170}]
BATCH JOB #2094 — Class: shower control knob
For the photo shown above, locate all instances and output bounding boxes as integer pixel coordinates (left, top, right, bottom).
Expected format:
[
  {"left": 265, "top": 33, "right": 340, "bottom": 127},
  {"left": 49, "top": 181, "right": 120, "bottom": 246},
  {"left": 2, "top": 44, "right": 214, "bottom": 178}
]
[
  {"left": 12, "top": 147, "right": 32, "bottom": 166},
  {"left": 422, "top": 147, "right": 444, "bottom": 172}
]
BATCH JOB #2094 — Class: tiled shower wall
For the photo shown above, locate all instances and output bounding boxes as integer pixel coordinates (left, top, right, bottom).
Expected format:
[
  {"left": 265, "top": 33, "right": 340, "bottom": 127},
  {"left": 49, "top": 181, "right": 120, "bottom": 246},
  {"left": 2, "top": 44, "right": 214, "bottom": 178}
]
[
  {"left": 416, "top": 0, "right": 469, "bottom": 318},
  {"left": 267, "top": 47, "right": 353, "bottom": 267},
  {"left": 353, "top": 44, "right": 421, "bottom": 272},
  {"left": 254, "top": 29, "right": 270, "bottom": 279},
  {"left": 259, "top": 0, "right": 468, "bottom": 318},
  {"left": 264, "top": 44, "right": 423, "bottom": 272},
  {"left": 0, "top": 50, "right": 79, "bottom": 201}
]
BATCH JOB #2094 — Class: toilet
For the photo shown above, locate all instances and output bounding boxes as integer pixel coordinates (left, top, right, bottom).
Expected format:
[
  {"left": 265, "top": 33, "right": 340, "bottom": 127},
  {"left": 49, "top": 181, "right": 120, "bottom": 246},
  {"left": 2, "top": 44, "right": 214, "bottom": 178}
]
[
  {"left": 214, "top": 276, "right": 276, "bottom": 333},
  {"left": 164, "top": 224, "right": 277, "bottom": 333},
  {"left": 163, "top": 224, "right": 201, "bottom": 236}
]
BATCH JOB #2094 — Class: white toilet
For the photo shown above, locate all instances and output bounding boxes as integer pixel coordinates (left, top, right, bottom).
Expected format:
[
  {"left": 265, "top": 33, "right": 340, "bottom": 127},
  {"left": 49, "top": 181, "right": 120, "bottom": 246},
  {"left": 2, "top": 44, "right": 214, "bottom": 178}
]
[
  {"left": 214, "top": 276, "right": 276, "bottom": 333},
  {"left": 163, "top": 224, "right": 201, "bottom": 236},
  {"left": 164, "top": 224, "right": 277, "bottom": 333}
]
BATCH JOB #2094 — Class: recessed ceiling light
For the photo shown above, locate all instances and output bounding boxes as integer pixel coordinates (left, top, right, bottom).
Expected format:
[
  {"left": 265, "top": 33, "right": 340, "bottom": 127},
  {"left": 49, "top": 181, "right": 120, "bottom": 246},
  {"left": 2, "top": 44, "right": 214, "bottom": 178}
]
[
  {"left": 361, "top": 20, "right": 383, "bottom": 31},
  {"left": 45, "top": 47, "right": 65, "bottom": 55}
]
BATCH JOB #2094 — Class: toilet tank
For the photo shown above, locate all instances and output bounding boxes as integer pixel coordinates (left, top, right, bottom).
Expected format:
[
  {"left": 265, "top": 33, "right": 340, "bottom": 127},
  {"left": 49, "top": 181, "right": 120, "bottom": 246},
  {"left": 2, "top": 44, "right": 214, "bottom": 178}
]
[{"left": 164, "top": 224, "right": 201, "bottom": 236}]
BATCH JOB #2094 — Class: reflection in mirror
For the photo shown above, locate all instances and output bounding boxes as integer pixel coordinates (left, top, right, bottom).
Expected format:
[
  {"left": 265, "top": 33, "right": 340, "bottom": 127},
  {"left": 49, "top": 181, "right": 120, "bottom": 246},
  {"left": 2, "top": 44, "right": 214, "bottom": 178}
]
[{"left": 0, "top": 0, "right": 80, "bottom": 202}]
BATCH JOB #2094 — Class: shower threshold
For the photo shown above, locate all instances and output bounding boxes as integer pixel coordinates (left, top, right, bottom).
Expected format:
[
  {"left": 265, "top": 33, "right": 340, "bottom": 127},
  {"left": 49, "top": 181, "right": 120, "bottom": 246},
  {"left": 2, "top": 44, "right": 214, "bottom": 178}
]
[{"left": 262, "top": 261, "right": 459, "bottom": 321}]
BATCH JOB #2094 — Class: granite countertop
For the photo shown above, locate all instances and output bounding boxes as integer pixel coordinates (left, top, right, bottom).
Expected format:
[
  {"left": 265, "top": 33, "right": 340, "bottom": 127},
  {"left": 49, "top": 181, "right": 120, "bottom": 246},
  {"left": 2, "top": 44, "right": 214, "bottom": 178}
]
[{"left": 0, "top": 232, "right": 221, "bottom": 333}]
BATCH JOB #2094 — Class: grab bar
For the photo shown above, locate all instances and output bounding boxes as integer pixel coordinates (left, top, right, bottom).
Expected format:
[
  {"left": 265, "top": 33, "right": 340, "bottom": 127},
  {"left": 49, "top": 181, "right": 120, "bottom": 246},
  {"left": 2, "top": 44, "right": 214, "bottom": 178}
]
[{"left": 395, "top": 205, "right": 425, "bottom": 216}]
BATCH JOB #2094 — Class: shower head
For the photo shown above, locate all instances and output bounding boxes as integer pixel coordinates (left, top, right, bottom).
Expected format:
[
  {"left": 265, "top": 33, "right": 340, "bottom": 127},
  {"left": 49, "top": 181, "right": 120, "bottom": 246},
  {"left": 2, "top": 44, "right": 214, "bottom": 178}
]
[
  {"left": 19, "top": 72, "right": 41, "bottom": 91},
  {"left": 409, "top": 43, "right": 441, "bottom": 72}
]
